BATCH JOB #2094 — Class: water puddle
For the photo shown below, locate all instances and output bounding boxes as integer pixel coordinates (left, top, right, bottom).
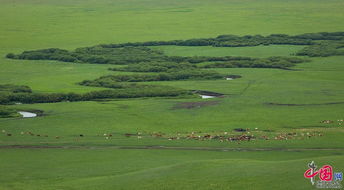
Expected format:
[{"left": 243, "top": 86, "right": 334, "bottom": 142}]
[
  {"left": 18, "top": 111, "right": 37, "bottom": 118},
  {"left": 200, "top": 95, "right": 216, "bottom": 99}
]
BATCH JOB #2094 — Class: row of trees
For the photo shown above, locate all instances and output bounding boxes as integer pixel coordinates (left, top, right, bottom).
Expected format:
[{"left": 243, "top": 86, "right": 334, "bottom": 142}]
[
  {"left": 8, "top": 32, "right": 344, "bottom": 65},
  {"left": 109, "top": 62, "right": 196, "bottom": 72},
  {"left": 199, "top": 56, "right": 307, "bottom": 69},
  {"left": 296, "top": 41, "right": 344, "bottom": 57},
  {"left": 108, "top": 56, "right": 306, "bottom": 72},
  {"left": 166, "top": 56, "right": 254, "bottom": 63},
  {"left": 83, "top": 70, "right": 225, "bottom": 84},
  {"left": 99, "top": 32, "right": 344, "bottom": 48},
  {"left": 0, "top": 86, "right": 191, "bottom": 105},
  {"left": 6, "top": 46, "right": 167, "bottom": 65},
  {"left": 6, "top": 46, "right": 260, "bottom": 66},
  {"left": 293, "top": 32, "right": 344, "bottom": 40}
]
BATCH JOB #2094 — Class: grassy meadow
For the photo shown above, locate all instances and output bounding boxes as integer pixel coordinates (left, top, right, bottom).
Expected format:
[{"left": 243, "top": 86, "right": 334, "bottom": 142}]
[{"left": 0, "top": 0, "right": 344, "bottom": 189}]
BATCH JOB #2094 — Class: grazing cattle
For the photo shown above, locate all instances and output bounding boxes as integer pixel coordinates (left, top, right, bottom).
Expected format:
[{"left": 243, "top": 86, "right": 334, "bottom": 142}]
[
  {"left": 212, "top": 136, "right": 221, "bottom": 140},
  {"left": 7, "top": 133, "right": 12, "bottom": 136},
  {"left": 55, "top": 136, "right": 60, "bottom": 139},
  {"left": 234, "top": 128, "right": 246, "bottom": 132},
  {"left": 80, "top": 134, "right": 84, "bottom": 137},
  {"left": 320, "top": 120, "right": 333, "bottom": 124},
  {"left": 153, "top": 133, "right": 163, "bottom": 137},
  {"left": 124, "top": 133, "right": 134, "bottom": 137},
  {"left": 27, "top": 131, "right": 34, "bottom": 136}
]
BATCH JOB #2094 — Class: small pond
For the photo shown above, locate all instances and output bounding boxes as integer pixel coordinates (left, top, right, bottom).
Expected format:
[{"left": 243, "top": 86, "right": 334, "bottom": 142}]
[{"left": 18, "top": 111, "right": 37, "bottom": 118}]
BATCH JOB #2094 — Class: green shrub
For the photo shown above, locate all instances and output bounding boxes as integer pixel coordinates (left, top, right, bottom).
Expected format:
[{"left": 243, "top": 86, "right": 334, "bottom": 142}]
[{"left": 0, "top": 106, "right": 17, "bottom": 118}]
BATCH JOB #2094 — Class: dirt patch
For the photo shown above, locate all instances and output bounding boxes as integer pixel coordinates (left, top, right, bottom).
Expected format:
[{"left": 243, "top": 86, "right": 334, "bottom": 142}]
[
  {"left": 265, "top": 102, "right": 344, "bottom": 106},
  {"left": 173, "top": 101, "right": 220, "bottom": 109}
]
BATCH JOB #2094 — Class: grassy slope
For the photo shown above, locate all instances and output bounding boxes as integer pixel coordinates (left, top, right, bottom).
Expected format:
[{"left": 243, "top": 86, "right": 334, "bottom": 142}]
[
  {"left": 1, "top": 0, "right": 344, "bottom": 51},
  {"left": 0, "top": 149, "right": 343, "bottom": 190},
  {"left": 1, "top": 56, "right": 343, "bottom": 149},
  {"left": 0, "top": 0, "right": 344, "bottom": 189}
]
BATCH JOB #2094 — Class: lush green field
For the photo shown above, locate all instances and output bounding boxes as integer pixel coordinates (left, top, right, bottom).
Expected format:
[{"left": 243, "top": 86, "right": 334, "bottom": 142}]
[
  {"left": 1, "top": 149, "right": 344, "bottom": 190},
  {"left": 0, "top": 0, "right": 344, "bottom": 189}
]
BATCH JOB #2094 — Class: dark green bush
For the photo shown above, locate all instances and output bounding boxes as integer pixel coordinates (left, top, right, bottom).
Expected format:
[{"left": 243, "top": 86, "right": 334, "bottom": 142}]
[
  {"left": 0, "top": 106, "right": 17, "bottom": 118},
  {"left": 109, "top": 62, "right": 196, "bottom": 72},
  {"left": 296, "top": 41, "right": 344, "bottom": 57},
  {"left": 0, "top": 86, "right": 191, "bottom": 104},
  {"left": 199, "top": 56, "right": 306, "bottom": 69},
  {"left": 87, "top": 70, "right": 225, "bottom": 83}
]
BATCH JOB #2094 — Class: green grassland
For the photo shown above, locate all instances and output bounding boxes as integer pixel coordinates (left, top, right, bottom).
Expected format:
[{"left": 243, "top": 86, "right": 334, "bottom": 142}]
[
  {"left": 0, "top": 0, "right": 344, "bottom": 189},
  {"left": 1, "top": 149, "right": 344, "bottom": 190}
]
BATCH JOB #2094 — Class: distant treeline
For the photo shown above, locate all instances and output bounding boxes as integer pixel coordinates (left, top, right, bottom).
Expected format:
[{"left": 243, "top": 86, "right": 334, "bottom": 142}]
[
  {"left": 7, "top": 32, "right": 344, "bottom": 66},
  {"left": 6, "top": 45, "right": 308, "bottom": 69},
  {"left": 109, "top": 62, "right": 196, "bottom": 72},
  {"left": 100, "top": 32, "right": 344, "bottom": 48},
  {"left": 166, "top": 56, "right": 255, "bottom": 63},
  {"left": 109, "top": 56, "right": 306, "bottom": 71},
  {"left": 0, "top": 85, "right": 192, "bottom": 105},
  {"left": 81, "top": 70, "right": 225, "bottom": 87},
  {"left": 200, "top": 56, "right": 306, "bottom": 69},
  {"left": 296, "top": 40, "right": 344, "bottom": 57},
  {"left": 5, "top": 46, "right": 267, "bottom": 65},
  {"left": 6, "top": 47, "right": 166, "bottom": 65}
]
